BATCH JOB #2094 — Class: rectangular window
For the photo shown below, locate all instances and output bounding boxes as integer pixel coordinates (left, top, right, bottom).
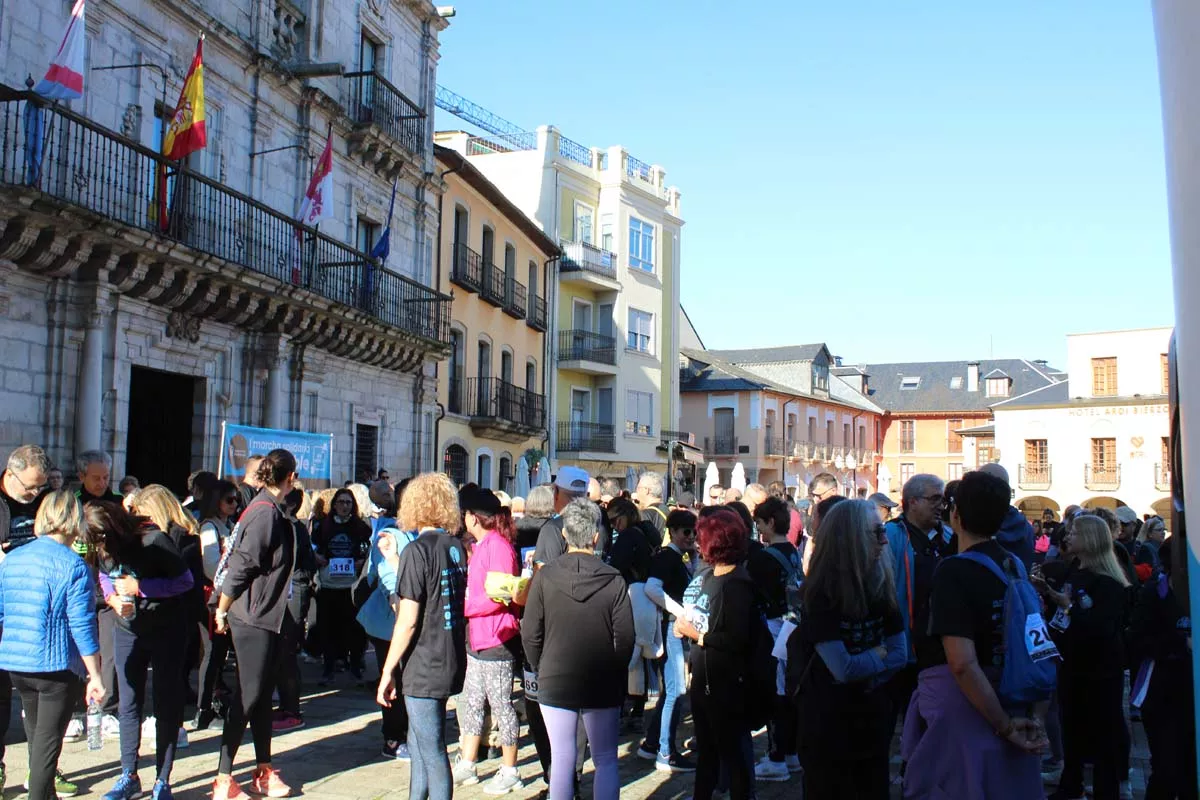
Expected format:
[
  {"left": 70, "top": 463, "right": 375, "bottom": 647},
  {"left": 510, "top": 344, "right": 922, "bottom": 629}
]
[
  {"left": 900, "top": 462, "right": 915, "bottom": 486},
  {"left": 628, "top": 217, "right": 655, "bottom": 272},
  {"left": 627, "top": 308, "right": 653, "bottom": 353},
  {"left": 858, "top": 424, "right": 867, "bottom": 450},
  {"left": 354, "top": 423, "right": 378, "bottom": 484},
  {"left": 900, "top": 377, "right": 921, "bottom": 390},
  {"left": 947, "top": 463, "right": 963, "bottom": 481},
  {"left": 573, "top": 202, "right": 594, "bottom": 245},
  {"left": 899, "top": 420, "right": 915, "bottom": 453},
  {"left": 356, "top": 217, "right": 379, "bottom": 254},
  {"left": 600, "top": 213, "right": 614, "bottom": 252},
  {"left": 978, "top": 437, "right": 996, "bottom": 464},
  {"left": 1025, "top": 439, "right": 1049, "bottom": 470},
  {"left": 985, "top": 377, "right": 1010, "bottom": 398},
  {"left": 1091, "top": 437, "right": 1117, "bottom": 471},
  {"left": 1092, "top": 357, "right": 1118, "bottom": 397},
  {"left": 1162, "top": 353, "right": 1170, "bottom": 394},
  {"left": 947, "top": 419, "right": 963, "bottom": 453},
  {"left": 807, "top": 417, "right": 816, "bottom": 443},
  {"left": 843, "top": 422, "right": 851, "bottom": 446},
  {"left": 825, "top": 419, "right": 834, "bottom": 445},
  {"left": 626, "top": 390, "right": 653, "bottom": 436}
]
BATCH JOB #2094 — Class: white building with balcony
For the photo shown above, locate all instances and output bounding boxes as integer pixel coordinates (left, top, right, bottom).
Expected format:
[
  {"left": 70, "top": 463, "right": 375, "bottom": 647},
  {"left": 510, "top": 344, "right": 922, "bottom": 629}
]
[
  {"left": 0, "top": 0, "right": 452, "bottom": 490},
  {"left": 434, "top": 124, "right": 683, "bottom": 485},
  {"left": 992, "top": 327, "right": 1173, "bottom": 521}
]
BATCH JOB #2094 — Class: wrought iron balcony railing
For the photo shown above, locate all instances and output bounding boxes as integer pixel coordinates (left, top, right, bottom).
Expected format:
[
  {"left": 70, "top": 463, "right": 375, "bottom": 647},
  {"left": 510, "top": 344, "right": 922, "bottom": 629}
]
[
  {"left": 526, "top": 295, "right": 547, "bottom": 331},
  {"left": 0, "top": 90, "right": 450, "bottom": 347},
  {"left": 451, "top": 242, "right": 482, "bottom": 292},
  {"left": 463, "top": 377, "right": 545, "bottom": 430},
  {"left": 764, "top": 436, "right": 785, "bottom": 456},
  {"left": 503, "top": 277, "right": 527, "bottom": 319},
  {"left": 343, "top": 71, "right": 425, "bottom": 157},
  {"left": 1018, "top": 464, "right": 1052, "bottom": 491},
  {"left": 558, "top": 330, "right": 617, "bottom": 365},
  {"left": 1084, "top": 465, "right": 1121, "bottom": 492},
  {"left": 1155, "top": 463, "right": 1171, "bottom": 492},
  {"left": 557, "top": 422, "right": 616, "bottom": 453},
  {"left": 705, "top": 436, "right": 738, "bottom": 456},
  {"left": 560, "top": 240, "right": 617, "bottom": 279},
  {"left": 480, "top": 262, "right": 505, "bottom": 306}
]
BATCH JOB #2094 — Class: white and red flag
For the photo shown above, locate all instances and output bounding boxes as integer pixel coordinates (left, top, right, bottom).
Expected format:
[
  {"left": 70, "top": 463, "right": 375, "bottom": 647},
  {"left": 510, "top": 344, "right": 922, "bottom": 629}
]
[
  {"left": 35, "top": 0, "right": 87, "bottom": 100},
  {"left": 297, "top": 132, "right": 335, "bottom": 228}
]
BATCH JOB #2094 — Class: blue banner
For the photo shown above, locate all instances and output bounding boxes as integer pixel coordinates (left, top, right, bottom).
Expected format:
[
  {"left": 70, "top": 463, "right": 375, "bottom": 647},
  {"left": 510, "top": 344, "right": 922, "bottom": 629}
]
[{"left": 219, "top": 422, "right": 334, "bottom": 488}]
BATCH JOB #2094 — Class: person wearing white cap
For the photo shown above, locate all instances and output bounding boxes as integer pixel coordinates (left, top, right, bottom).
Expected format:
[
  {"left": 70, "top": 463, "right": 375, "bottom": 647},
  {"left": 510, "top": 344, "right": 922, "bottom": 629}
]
[
  {"left": 532, "top": 467, "right": 590, "bottom": 570},
  {"left": 1114, "top": 505, "right": 1158, "bottom": 575}
]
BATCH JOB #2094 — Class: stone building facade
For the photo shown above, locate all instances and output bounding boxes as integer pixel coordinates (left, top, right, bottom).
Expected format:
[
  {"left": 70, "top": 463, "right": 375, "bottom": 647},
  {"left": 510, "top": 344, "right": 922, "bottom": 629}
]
[{"left": 0, "top": 0, "right": 452, "bottom": 491}]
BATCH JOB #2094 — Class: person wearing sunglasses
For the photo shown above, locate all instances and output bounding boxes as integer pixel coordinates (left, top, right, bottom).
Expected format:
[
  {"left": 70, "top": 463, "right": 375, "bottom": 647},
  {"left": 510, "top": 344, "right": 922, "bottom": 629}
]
[
  {"left": 881, "top": 473, "right": 954, "bottom": 732},
  {"left": 637, "top": 509, "right": 698, "bottom": 773}
]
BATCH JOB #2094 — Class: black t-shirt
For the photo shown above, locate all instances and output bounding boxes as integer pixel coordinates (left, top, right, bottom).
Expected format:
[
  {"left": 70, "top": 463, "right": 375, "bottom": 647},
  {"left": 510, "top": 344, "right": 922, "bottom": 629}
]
[
  {"left": 0, "top": 488, "right": 43, "bottom": 551},
  {"left": 395, "top": 530, "right": 467, "bottom": 699},
  {"left": 747, "top": 541, "right": 801, "bottom": 620},
  {"left": 1041, "top": 560, "right": 1128, "bottom": 676},
  {"left": 533, "top": 516, "right": 566, "bottom": 566},
  {"left": 799, "top": 593, "right": 903, "bottom": 690},
  {"left": 608, "top": 522, "right": 652, "bottom": 584},
  {"left": 925, "top": 539, "right": 1009, "bottom": 672},
  {"left": 683, "top": 567, "right": 757, "bottom": 704},
  {"left": 649, "top": 545, "right": 691, "bottom": 606},
  {"left": 640, "top": 504, "right": 668, "bottom": 545}
]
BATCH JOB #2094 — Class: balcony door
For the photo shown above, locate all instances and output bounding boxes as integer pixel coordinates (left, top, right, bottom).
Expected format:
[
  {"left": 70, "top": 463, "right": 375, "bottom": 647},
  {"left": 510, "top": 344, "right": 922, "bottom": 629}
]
[
  {"left": 573, "top": 301, "right": 592, "bottom": 333},
  {"left": 448, "top": 330, "right": 463, "bottom": 414},
  {"left": 597, "top": 388, "right": 613, "bottom": 430},
  {"left": 499, "top": 351, "right": 514, "bottom": 422},
  {"left": 477, "top": 341, "right": 491, "bottom": 416},
  {"left": 714, "top": 408, "right": 735, "bottom": 454}
]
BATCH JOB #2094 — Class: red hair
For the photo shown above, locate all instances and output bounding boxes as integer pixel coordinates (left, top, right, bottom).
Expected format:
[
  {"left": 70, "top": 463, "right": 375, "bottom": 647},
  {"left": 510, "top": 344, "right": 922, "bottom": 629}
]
[
  {"left": 696, "top": 508, "right": 748, "bottom": 565},
  {"left": 471, "top": 508, "right": 516, "bottom": 543}
]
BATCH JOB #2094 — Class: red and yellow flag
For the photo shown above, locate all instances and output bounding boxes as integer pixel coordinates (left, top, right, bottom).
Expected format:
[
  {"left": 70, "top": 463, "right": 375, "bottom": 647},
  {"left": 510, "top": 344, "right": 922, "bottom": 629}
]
[{"left": 163, "top": 35, "right": 207, "bottom": 159}]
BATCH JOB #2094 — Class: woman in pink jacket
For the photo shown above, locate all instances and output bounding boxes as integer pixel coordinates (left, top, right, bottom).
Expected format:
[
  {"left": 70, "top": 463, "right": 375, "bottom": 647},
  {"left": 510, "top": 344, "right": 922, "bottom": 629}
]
[{"left": 451, "top": 486, "right": 526, "bottom": 795}]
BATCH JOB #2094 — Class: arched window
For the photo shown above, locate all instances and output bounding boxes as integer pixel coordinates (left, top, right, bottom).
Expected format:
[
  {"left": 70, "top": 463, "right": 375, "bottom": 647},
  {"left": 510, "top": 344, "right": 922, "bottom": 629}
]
[
  {"left": 498, "top": 455, "right": 512, "bottom": 494},
  {"left": 477, "top": 453, "right": 492, "bottom": 489},
  {"left": 526, "top": 359, "right": 537, "bottom": 393},
  {"left": 444, "top": 444, "right": 468, "bottom": 487}
]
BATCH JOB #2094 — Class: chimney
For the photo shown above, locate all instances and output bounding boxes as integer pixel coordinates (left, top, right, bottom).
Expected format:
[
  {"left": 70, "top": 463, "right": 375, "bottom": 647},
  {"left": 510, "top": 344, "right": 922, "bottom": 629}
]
[
  {"left": 967, "top": 362, "right": 980, "bottom": 392},
  {"left": 1033, "top": 359, "right": 1048, "bottom": 369}
]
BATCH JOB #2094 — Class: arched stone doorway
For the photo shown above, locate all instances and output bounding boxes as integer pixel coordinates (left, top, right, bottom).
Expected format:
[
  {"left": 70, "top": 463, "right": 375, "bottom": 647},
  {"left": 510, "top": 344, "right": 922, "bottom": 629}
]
[
  {"left": 1151, "top": 496, "right": 1172, "bottom": 526},
  {"left": 1081, "top": 496, "right": 1128, "bottom": 511},
  {"left": 1017, "top": 496, "right": 1060, "bottom": 521}
]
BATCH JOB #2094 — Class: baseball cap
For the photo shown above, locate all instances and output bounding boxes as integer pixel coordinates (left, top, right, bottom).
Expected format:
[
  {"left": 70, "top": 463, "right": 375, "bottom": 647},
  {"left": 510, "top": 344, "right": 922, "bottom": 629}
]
[
  {"left": 867, "top": 492, "right": 898, "bottom": 509},
  {"left": 554, "top": 466, "right": 590, "bottom": 493},
  {"left": 459, "top": 485, "right": 502, "bottom": 515},
  {"left": 1115, "top": 505, "right": 1139, "bottom": 525}
]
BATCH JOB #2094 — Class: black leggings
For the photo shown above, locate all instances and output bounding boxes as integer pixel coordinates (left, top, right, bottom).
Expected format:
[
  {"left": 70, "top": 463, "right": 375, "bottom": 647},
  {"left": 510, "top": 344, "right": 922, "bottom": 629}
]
[
  {"left": 317, "top": 587, "right": 365, "bottom": 673},
  {"left": 690, "top": 687, "right": 754, "bottom": 800},
  {"left": 219, "top": 616, "right": 290, "bottom": 774},
  {"left": 1060, "top": 671, "right": 1126, "bottom": 800},
  {"left": 1143, "top": 673, "right": 1199, "bottom": 800},
  {"left": 98, "top": 608, "right": 119, "bottom": 715},
  {"left": 371, "top": 637, "right": 408, "bottom": 742},
  {"left": 12, "top": 671, "right": 77, "bottom": 800},
  {"left": 113, "top": 623, "right": 186, "bottom": 780},
  {"left": 198, "top": 629, "right": 231, "bottom": 712}
]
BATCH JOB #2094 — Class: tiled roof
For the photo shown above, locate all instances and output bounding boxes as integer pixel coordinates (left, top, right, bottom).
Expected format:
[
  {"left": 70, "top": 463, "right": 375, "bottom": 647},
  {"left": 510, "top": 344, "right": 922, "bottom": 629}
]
[
  {"left": 864, "top": 359, "right": 1060, "bottom": 413},
  {"left": 681, "top": 348, "right": 883, "bottom": 414},
  {"left": 705, "top": 344, "right": 827, "bottom": 364}
]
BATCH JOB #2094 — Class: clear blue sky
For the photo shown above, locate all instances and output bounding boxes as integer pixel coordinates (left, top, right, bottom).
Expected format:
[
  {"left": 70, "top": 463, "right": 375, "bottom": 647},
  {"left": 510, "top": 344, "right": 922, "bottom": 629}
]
[{"left": 434, "top": 1, "right": 1174, "bottom": 368}]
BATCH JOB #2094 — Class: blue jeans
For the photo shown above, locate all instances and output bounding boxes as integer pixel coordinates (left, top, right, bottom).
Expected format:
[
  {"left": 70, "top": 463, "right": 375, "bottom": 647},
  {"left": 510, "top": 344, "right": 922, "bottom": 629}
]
[
  {"left": 404, "top": 696, "right": 451, "bottom": 800},
  {"left": 658, "top": 633, "right": 687, "bottom": 758}
]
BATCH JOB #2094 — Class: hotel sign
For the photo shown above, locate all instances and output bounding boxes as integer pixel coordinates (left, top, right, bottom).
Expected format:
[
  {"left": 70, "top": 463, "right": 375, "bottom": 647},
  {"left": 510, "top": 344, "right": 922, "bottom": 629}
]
[{"left": 1067, "top": 404, "right": 1168, "bottom": 417}]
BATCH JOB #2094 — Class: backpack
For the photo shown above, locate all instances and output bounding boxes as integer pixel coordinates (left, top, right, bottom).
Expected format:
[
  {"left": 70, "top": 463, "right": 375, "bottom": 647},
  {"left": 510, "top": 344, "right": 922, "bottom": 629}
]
[
  {"left": 762, "top": 545, "right": 804, "bottom": 622},
  {"left": 956, "top": 551, "right": 1059, "bottom": 706}
]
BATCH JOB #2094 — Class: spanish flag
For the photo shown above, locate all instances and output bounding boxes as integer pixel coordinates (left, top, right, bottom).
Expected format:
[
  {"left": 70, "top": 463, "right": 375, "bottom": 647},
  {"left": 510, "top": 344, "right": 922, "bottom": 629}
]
[
  {"left": 163, "top": 35, "right": 207, "bottom": 159},
  {"left": 158, "top": 34, "right": 206, "bottom": 231}
]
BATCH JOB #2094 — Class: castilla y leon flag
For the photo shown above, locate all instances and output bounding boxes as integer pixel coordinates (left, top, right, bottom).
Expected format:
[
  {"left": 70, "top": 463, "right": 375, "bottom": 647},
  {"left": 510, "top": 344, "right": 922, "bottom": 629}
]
[
  {"left": 157, "top": 35, "right": 207, "bottom": 231},
  {"left": 298, "top": 132, "right": 335, "bottom": 228},
  {"left": 35, "top": 0, "right": 87, "bottom": 100}
]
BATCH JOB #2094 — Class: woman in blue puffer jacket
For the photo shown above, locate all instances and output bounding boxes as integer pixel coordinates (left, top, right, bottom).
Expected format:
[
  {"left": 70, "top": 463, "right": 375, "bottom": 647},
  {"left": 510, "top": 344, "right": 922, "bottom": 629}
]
[{"left": 0, "top": 490, "right": 105, "bottom": 800}]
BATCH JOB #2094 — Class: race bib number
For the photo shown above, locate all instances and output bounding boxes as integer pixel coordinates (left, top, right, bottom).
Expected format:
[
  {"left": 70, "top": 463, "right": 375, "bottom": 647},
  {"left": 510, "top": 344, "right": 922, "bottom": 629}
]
[
  {"left": 1024, "top": 612, "right": 1059, "bottom": 662},
  {"left": 1048, "top": 606, "right": 1070, "bottom": 632},
  {"left": 523, "top": 669, "right": 539, "bottom": 701},
  {"left": 328, "top": 557, "right": 355, "bottom": 577}
]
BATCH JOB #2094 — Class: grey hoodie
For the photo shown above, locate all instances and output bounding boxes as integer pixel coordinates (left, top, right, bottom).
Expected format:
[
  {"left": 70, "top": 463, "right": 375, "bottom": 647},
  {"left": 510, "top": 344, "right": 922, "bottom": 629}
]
[{"left": 522, "top": 551, "right": 635, "bottom": 710}]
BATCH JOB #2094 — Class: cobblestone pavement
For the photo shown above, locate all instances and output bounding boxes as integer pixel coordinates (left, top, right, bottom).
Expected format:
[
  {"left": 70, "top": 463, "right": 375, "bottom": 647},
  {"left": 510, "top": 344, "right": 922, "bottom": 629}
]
[{"left": 0, "top": 660, "right": 1151, "bottom": 799}]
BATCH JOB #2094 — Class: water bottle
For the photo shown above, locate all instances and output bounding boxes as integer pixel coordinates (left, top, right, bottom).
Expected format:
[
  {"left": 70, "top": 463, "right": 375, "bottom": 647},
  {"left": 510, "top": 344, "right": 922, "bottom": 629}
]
[{"left": 86, "top": 700, "right": 102, "bottom": 751}]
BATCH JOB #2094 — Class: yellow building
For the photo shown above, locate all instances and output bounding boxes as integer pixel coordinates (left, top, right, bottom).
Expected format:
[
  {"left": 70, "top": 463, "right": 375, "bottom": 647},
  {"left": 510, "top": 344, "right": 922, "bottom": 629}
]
[{"left": 434, "top": 146, "right": 556, "bottom": 492}]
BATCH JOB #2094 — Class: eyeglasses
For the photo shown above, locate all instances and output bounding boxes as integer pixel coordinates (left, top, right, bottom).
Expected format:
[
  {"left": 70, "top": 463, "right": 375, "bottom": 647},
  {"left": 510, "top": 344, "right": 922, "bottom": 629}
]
[
  {"left": 921, "top": 494, "right": 945, "bottom": 505},
  {"left": 9, "top": 471, "right": 46, "bottom": 497},
  {"left": 677, "top": 528, "right": 695, "bottom": 537}
]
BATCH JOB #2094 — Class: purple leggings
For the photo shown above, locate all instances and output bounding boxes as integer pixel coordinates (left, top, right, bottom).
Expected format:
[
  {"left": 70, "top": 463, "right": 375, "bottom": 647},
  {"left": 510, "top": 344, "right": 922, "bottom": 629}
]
[{"left": 540, "top": 704, "right": 620, "bottom": 800}]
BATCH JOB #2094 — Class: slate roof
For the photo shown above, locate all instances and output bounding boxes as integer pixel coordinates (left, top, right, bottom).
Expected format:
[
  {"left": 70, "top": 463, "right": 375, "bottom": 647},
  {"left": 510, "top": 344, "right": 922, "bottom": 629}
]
[
  {"left": 681, "top": 348, "right": 883, "bottom": 414},
  {"left": 705, "top": 344, "right": 827, "bottom": 364},
  {"left": 864, "top": 359, "right": 1060, "bottom": 414},
  {"left": 991, "top": 380, "right": 1070, "bottom": 409}
]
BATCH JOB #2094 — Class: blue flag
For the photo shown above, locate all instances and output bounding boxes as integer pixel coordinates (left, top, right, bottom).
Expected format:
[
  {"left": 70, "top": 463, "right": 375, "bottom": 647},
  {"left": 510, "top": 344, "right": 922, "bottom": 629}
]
[{"left": 363, "top": 180, "right": 396, "bottom": 311}]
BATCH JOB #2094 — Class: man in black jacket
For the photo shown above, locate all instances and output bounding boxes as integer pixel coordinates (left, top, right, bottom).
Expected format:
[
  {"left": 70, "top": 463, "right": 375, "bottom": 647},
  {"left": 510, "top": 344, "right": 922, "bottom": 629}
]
[{"left": 76, "top": 450, "right": 121, "bottom": 505}]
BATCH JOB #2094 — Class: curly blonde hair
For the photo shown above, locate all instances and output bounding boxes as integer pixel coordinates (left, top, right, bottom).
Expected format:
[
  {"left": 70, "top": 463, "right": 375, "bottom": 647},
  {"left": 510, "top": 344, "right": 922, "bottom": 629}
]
[{"left": 400, "top": 472, "right": 461, "bottom": 532}]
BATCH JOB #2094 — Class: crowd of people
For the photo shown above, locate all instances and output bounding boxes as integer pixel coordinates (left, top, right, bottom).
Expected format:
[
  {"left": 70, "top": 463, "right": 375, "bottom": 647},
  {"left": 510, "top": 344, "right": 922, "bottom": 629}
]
[{"left": 0, "top": 441, "right": 1195, "bottom": 800}]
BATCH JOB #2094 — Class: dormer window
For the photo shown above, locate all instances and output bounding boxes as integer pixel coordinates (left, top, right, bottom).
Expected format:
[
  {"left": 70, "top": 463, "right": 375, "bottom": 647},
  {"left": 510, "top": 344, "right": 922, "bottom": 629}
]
[
  {"left": 900, "top": 376, "right": 921, "bottom": 390},
  {"left": 986, "top": 377, "right": 1011, "bottom": 398},
  {"left": 812, "top": 363, "right": 829, "bottom": 391},
  {"left": 950, "top": 376, "right": 963, "bottom": 389}
]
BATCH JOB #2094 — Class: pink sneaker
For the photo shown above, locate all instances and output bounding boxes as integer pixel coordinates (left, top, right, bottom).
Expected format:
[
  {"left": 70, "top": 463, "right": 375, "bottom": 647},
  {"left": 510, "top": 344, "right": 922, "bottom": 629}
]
[
  {"left": 249, "top": 766, "right": 292, "bottom": 798},
  {"left": 271, "top": 714, "right": 305, "bottom": 733},
  {"left": 212, "top": 775, "right": 247, "bottom": 800}
]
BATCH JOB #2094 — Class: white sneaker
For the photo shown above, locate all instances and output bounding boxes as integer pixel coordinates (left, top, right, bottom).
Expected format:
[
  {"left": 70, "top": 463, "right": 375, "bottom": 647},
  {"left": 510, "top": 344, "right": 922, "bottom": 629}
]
[
  {"left": 63, "top": 718, "right": 85, "bottom": 743},
  {"left": 101, "top": 714, "right": 120, "bottom": 739},
  {"left": 141, "top": 716, "right": 156, "bottom": 740},
  {"left": 482, "top": 766, "right": 523, "bottom": 795},
  {"left": 754, "top": 759, "right": 790, "bottom": 782},
  {"left": 784, "top": 754, "right": 802, "bottom": 774},
  {"left": 176, "top": 727, "right": 190, "bottom": 749},
  {"left": 452, "top": 755, "right": 478, "bottom": 786}
]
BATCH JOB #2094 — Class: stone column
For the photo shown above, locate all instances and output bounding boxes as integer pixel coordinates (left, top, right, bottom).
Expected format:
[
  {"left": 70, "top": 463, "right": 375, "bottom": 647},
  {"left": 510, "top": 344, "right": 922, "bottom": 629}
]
[
  {"left": 263, "top": 336, "right": 286, "bottom": 430},
  {"left": 74, "top": 306, "right": 107, "bottom": 458}
]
